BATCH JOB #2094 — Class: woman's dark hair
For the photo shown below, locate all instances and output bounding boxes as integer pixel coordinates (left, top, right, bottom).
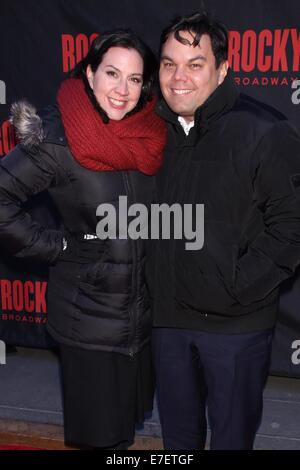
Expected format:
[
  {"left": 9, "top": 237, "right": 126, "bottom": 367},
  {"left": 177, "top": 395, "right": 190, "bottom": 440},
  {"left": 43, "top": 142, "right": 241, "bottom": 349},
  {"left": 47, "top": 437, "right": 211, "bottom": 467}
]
[
  {"left": 70, "top": 29, "right": 157, "bottom": 123},
  {"left": 160, "top": 12, "right": 228, "bottom": 69}
]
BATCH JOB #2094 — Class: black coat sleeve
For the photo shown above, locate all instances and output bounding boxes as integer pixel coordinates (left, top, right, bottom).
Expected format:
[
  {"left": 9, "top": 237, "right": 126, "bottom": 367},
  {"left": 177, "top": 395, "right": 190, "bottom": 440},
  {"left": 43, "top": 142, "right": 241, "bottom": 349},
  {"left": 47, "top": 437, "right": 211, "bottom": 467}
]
[
  {"left": 0, "top": 142, "right": 63, "bottom": 264},
  {"left": 233, "top": 121, "right": 300, "bottom": 305}
]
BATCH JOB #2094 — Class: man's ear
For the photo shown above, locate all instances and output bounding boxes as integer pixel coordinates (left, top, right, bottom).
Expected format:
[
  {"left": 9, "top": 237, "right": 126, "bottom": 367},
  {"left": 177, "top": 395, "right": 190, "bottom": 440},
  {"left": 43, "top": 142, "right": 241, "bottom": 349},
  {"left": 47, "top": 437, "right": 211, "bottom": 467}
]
[
  {"left": 86, "top": 65, "right": 94, "bottom": 89},
  {"left": 218, "top": 60, "right": 229, "bottom": 85}
]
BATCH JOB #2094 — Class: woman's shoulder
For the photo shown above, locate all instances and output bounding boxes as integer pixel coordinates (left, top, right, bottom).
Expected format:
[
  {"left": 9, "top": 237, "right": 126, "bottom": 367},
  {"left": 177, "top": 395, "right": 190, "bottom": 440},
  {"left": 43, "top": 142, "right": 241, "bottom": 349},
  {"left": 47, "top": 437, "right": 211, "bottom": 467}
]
[{"left": 10, "top": 101, "right": 67, "bottom": 149}]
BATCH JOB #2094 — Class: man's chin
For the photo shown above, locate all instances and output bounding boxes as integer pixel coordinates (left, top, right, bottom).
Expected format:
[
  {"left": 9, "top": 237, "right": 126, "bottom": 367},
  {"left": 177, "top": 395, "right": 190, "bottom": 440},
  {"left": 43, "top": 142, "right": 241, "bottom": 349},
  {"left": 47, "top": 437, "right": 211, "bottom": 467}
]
[{"left": 166, "top": 102, "right": 192, "bottom": 116}]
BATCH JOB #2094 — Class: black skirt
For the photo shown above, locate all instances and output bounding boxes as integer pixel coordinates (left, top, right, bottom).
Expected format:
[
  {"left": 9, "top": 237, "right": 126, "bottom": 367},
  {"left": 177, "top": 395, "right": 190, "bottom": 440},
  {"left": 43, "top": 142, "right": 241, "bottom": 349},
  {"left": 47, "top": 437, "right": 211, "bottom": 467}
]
[{"left": 59, "top": 343, "right": 154, "bottom": 449}]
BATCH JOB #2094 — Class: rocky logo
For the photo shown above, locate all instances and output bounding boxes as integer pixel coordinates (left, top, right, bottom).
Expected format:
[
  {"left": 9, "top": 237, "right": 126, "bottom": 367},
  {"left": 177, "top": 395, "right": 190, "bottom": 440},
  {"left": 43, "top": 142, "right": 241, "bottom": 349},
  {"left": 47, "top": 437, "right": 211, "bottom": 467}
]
[
  {"left": 229, "top": 29, "right": 300, "bottom": 72},
  {"left": 228, "top": 28, "right": 300, "bottom": 87},
  {"left": 0, "top": 279, "right": 47, "bottom": 313},
  {"left": 61, "top": 33, "right": 99, "bottom": 73},
  {"left": 0, "top": 120, "right": 16, "bottom": 157}
]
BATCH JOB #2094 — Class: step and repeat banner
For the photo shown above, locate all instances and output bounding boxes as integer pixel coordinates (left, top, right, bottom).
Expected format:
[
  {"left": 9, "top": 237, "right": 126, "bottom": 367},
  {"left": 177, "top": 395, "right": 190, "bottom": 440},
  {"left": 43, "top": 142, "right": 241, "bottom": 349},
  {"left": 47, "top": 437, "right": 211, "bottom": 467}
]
[{"left": 0, "top": 0, "right": 299, "bottom": 375}]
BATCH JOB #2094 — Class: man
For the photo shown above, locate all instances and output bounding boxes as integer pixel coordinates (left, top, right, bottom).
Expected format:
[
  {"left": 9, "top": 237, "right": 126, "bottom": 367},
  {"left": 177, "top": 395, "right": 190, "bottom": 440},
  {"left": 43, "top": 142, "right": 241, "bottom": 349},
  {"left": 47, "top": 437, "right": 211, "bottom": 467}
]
[{"left": 151, "top": 12, "right": 300, "bottom": 450}]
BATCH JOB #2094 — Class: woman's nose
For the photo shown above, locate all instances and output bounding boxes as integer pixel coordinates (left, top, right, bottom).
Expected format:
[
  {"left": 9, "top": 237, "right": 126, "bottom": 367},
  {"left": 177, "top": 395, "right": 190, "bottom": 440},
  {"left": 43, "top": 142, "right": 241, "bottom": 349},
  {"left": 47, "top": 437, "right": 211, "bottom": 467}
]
[{"left": 115, "top": 79, "right": 129, "bottom": 95}]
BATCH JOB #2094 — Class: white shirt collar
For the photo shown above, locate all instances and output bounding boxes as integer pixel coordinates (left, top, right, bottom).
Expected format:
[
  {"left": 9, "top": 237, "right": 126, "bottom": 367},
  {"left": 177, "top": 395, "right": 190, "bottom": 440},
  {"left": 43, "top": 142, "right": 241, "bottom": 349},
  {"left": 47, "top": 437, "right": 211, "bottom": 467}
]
[{"left": 178, "top": 116, "right": 195, "bottom": 136}]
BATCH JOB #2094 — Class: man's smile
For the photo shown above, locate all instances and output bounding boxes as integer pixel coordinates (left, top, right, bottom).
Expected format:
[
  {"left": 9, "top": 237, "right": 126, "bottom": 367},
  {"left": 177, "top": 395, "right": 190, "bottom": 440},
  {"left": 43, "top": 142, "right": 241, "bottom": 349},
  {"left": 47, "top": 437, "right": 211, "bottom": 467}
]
[{"left": 171, "top": 88, "right": 194, "bottom": 95}]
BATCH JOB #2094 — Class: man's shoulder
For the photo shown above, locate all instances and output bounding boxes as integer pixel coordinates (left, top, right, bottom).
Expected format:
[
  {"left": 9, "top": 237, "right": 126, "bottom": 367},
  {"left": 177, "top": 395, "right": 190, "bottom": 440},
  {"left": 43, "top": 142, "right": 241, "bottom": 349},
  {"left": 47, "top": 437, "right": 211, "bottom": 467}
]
[
  {"left": 230, "top": 93, "right": 286, "bottom": 126},
  {"left": 220, "top": 93, "right": 288, "bottom": 145}
]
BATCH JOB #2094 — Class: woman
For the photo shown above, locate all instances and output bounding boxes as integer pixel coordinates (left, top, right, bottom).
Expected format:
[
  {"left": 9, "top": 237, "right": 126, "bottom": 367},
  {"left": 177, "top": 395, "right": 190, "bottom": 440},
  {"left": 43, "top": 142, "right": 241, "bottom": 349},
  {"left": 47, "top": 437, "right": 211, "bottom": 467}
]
[{"left": 0, "top": 30, "right": 166, "bottom": 449}]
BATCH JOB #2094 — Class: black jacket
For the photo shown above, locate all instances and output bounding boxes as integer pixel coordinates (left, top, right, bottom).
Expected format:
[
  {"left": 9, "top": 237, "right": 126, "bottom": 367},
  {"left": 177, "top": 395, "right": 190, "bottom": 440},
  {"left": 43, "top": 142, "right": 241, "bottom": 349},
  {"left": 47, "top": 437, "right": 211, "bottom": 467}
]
[
  {"left": 0, "top": 104, "right": 155, "bottom": 355},
  {"left": 151, "top": 73, "right": 300, "bottom": 333}
]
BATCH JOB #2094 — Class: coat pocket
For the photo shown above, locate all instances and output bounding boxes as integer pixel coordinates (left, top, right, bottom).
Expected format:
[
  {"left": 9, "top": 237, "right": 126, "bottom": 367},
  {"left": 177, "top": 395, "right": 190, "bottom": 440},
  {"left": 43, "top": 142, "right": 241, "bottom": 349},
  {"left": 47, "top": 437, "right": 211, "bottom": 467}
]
[
  {"left": 175, "top": 231, "right": 239, "bottom": 314},
  {"left": 79, "top": 262, "right": 132, "bottom": 293}
]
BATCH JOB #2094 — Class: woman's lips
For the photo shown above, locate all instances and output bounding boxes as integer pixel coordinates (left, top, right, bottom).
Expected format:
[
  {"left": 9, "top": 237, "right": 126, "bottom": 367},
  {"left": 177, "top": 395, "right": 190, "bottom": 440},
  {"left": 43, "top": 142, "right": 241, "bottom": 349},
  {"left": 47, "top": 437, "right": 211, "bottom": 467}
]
[{"left": 108, "top": 97, "right": 128, "bottom": 109}]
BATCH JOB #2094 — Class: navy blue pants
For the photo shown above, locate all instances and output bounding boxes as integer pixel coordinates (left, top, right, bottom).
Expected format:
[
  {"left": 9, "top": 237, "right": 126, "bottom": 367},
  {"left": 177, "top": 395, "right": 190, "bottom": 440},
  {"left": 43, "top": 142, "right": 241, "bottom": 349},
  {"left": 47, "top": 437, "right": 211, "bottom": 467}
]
[{"left": 152, "top": 327, "right": 273, "bottom": 450}]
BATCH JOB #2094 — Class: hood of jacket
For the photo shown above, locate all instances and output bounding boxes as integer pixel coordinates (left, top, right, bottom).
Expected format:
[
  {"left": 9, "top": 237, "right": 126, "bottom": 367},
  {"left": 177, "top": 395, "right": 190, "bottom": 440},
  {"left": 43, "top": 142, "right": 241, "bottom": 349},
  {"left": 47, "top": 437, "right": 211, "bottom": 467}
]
[{"left": 9, "top": 101, "right": 66, "bottom": 148}]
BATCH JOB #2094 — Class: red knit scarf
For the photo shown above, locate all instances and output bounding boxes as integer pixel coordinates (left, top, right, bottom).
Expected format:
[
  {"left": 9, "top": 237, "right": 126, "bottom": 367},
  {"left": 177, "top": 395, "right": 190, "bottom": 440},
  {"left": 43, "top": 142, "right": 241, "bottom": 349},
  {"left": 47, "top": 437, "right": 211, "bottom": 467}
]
[{"left": 56, "top": 78, "right": 166, "bottom": 175}]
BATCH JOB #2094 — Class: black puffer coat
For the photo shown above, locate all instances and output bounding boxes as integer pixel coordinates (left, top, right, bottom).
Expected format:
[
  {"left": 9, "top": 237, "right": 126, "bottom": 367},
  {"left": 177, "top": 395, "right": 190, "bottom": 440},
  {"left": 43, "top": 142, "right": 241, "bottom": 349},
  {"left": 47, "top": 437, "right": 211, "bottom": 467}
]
[
  {"left": 0, "top": 104, "right": 155, "bottom": 355},
  {"left": 151, "top": 74, "right": 300, "bottom": 334}
]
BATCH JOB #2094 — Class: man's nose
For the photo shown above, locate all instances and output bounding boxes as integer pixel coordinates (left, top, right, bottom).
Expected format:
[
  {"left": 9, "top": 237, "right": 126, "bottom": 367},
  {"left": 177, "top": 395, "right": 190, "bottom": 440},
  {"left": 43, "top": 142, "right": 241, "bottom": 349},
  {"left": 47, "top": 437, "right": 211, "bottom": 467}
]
[{"left": 173, "top": 65, "right": 188, "bottom": 81}]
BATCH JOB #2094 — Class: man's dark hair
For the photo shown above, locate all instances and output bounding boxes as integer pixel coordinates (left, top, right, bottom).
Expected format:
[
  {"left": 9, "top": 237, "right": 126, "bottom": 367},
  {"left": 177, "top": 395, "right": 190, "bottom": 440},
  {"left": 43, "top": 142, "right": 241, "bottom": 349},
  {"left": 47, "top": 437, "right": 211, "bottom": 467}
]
[
  {"left": 70, "top": 29, "right": 157, "bottom": 123},
  {"left": 160, "top": 12, "right": 228, "bottom": 69}
]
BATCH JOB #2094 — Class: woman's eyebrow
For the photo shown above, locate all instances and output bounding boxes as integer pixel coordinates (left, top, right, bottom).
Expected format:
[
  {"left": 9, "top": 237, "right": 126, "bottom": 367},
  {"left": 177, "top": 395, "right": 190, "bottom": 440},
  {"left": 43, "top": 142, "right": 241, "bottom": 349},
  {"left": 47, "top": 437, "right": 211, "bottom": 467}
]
[{"left": 104, "top": 65, "right": 142, "bottom": 76}]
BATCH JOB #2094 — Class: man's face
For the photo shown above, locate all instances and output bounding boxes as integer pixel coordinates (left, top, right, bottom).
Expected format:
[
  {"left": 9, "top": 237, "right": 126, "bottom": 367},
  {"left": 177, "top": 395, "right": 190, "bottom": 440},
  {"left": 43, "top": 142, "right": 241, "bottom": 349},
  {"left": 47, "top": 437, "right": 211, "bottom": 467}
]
[{"left": 159, "top": 31, "right": 228, "bottom": 122}]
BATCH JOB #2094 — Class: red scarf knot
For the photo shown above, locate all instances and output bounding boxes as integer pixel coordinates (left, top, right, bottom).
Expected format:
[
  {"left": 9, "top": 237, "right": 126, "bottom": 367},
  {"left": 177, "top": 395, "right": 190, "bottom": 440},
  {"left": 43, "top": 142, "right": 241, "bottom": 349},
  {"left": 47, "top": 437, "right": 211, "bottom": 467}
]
[{"left": 57, "top": 78, "right": 166, "bottom": 175}]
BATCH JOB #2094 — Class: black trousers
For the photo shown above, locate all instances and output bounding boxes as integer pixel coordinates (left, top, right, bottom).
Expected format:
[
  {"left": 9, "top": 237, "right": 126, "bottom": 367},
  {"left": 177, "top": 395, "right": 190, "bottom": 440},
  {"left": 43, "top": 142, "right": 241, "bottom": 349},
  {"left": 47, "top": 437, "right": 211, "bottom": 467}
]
[{"left": 152, "top": 327, "right": 273, "bottom": 450}]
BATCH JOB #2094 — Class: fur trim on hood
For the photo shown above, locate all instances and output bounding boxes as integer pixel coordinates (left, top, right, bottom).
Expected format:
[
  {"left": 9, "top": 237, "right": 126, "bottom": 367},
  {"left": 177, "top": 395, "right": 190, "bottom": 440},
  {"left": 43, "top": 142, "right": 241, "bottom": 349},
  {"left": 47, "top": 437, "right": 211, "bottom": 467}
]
[{"left": 9, "top": 100, "right": 44, "bottom": 148}]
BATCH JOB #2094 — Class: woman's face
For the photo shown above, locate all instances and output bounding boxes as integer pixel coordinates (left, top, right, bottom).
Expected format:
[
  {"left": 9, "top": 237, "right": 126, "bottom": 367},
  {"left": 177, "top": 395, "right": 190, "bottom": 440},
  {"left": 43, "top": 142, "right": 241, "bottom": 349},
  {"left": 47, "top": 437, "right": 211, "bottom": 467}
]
[{"left": 86, "top": 47, "right": 144, "bottom": 120}]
